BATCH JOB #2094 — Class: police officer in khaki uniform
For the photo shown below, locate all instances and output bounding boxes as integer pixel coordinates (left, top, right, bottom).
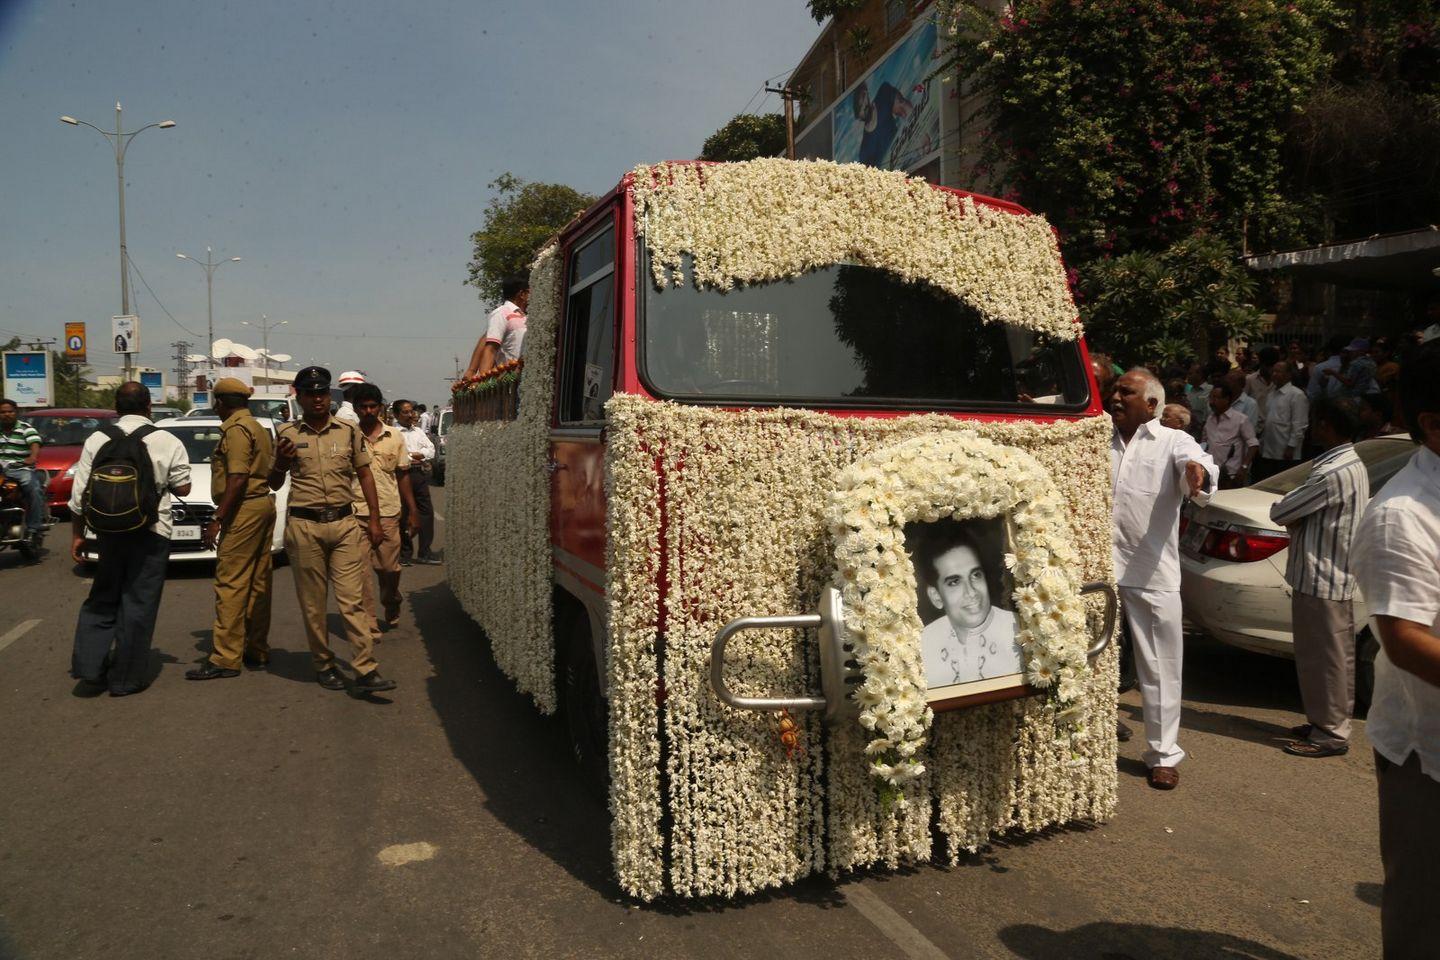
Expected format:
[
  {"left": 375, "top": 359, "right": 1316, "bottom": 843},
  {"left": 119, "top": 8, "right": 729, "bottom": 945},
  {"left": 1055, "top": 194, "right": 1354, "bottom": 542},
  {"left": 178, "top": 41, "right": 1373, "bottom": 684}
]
[
  {"left": 186, "top": 378, "right": 276, "bottom": 680},
  {"left": 270, "top": 366, "right": 396, "bottom": 693},
  {"left": 349, "top": 382, "right": 421, "bottom": 630}
]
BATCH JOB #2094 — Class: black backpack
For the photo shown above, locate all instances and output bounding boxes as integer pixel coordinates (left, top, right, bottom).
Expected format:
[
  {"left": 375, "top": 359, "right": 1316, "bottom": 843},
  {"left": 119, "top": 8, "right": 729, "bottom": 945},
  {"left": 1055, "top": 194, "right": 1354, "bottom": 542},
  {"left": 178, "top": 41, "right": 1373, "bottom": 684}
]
[{"left": 82, "top": 424, "right": 161, "bottom": 534}]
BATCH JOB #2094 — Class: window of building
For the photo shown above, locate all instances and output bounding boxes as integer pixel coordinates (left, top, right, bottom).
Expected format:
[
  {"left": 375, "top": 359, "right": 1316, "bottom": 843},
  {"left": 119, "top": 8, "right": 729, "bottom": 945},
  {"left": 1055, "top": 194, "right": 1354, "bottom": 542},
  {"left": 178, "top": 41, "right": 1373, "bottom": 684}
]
[
  {"left": 559, "top": 222, "right": 617, "bottom": 424},
  {"left": 885, "top": 0, "right": 907, "bottom": 32}
]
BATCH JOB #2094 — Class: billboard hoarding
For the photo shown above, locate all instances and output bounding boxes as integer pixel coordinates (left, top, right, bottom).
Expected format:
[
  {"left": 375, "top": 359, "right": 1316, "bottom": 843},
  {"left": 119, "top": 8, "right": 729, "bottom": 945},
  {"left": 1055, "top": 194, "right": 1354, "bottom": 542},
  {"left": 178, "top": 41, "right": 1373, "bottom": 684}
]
[
  {"left": 2, "top": 351, "right": 54, "bottom": 408},
  {"left": 112, "top": 315, "right": 139, "bottom": 354},
  {"left": 831, "top": 17, "right": 941, "bottom": 173},
  {"left": 64, "top": 322, "right": 87, "bottom": 363},
  {"left": 139, "top": 370, "right": 164, "bottom": 391}
]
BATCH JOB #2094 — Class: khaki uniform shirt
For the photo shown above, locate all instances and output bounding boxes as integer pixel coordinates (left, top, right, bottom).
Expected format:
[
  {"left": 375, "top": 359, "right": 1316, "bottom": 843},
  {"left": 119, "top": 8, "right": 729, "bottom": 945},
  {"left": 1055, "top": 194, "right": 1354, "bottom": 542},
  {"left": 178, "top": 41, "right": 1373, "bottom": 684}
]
[
  {"left": 212, "top": 408, "right": 274, "bottom": 502},
  {"left": 353, "top": 425, "right": 408, "bottom": 518},
  {"left": 277, "top": 417, "right": 370, "bottom": 510}
]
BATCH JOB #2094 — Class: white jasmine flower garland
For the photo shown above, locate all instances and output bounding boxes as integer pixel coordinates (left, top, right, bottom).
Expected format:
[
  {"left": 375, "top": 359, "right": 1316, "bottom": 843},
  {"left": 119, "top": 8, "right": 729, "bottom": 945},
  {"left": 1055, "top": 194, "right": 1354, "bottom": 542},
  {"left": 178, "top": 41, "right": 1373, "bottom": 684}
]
[
  {"left": 826, "top": 433, "right": 1093, "bottom": 794},
  {"left": 630, "top": 159, "right": 1079, "bottom": 342}
]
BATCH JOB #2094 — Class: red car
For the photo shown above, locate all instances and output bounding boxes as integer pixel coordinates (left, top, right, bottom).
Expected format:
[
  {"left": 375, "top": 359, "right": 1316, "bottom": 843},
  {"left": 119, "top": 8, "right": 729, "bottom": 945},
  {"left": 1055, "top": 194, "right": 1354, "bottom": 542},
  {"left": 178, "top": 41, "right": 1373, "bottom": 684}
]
[{"left": 26, "top": 409, "right": 118, "bottom": 517}]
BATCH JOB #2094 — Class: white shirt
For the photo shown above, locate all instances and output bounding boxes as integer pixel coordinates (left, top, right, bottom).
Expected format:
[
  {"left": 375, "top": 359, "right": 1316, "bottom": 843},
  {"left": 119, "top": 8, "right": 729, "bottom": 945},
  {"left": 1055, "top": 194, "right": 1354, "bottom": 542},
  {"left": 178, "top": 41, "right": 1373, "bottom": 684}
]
[
  {"left": 417, "top": 411, "right": 433, "bottom": 433},
  {"left": 1202, "top": 406, "right": 1259, "bottom": 478},
  {"left": 1111, "top": 419, "right": 1218, "bottom": 591},
  {"left": 398, "top": 424, "right": 435, "bottom": 462},
  {"left": 335, "top": 401, "right": 359, "bottom": 425},
  {"left": 1232, "top": 392, "right": 1260, "bottom": 433},
  {"left": 1354, "top": 446, "right": 1440, "bottom": 780},
  {"left": 483, "top": 300, "right": 527, "bottom": 364},
  {"left": 921, "top": 607, "right": 1022, "bottom": 686},
  {"left": 68, "top": 414, "right": 191, "bottom": 538},
  {"left": 1261, "top": 383, "right": 1309, "bottom": 460}
]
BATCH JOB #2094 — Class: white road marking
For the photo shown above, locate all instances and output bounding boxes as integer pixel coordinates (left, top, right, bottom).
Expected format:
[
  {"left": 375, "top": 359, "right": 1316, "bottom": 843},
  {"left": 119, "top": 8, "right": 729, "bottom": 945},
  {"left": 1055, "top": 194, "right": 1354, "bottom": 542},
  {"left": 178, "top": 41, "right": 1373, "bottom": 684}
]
[
  {"left": 376, "top": 841, "right": 437, "bottom": 866},
  {"left": 844, "top": 885, "right": 951, "bottom": 960},
  {"left": 0, "top": 619, "right": 41, "bottom": 655}
]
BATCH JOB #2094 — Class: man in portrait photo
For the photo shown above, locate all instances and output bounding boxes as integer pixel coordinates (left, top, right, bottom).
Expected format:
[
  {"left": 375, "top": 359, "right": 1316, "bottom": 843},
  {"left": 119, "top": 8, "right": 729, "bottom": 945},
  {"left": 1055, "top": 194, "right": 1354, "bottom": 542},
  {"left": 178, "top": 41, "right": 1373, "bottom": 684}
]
[{"left": 915, "top": 518, "right": 1022, "bottom": 688}]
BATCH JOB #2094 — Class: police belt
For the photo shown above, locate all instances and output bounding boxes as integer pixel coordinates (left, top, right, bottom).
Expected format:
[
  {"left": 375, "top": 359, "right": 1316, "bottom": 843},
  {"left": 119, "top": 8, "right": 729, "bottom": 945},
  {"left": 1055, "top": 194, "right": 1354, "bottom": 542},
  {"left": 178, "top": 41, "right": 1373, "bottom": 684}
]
[{"left": 288, "top": 503, "right": 353, "bottom": 523}]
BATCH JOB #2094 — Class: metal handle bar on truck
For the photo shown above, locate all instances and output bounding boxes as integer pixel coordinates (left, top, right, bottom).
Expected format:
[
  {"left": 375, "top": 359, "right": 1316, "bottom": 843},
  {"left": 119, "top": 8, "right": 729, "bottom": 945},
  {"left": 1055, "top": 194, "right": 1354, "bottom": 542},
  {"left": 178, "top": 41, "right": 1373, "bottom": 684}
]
[{"left": 710, "top": 581, "right": 1118, "bottom": 722}]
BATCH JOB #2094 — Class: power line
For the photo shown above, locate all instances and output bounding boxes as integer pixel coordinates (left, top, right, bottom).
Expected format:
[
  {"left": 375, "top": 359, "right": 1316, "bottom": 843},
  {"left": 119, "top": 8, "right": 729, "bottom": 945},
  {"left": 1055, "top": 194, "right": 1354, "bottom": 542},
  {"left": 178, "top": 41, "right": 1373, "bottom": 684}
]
[{"left": 125, "top": 253, "right": 204, "bottom": 338}]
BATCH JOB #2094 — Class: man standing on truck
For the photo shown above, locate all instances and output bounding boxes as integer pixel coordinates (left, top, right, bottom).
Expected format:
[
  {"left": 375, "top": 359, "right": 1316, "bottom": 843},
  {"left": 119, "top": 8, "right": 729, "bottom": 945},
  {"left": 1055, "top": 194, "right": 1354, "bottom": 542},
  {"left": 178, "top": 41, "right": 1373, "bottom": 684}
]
[
  {"left": 270, "top": 366, "right": 396, "bottom": 693},
  {"left": 1110, "top": 368, "right": 1217, "bottom": 791},
  {"left": 186, "top": 378, "right": 276, "bottom": 680},
  {"left": 463, "top": 277, "right": 529, "bottom": 378}
]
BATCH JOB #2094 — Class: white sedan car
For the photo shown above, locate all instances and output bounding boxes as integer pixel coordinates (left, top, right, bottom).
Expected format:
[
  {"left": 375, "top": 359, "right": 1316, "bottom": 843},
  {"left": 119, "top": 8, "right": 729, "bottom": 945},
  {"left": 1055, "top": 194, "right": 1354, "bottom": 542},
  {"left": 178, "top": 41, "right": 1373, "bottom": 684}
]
[
  {"left": 83, "top": 417, "right": 290, "bottom": 562},
  {"left": 1178, "top": 434, "right": 1417, "bottom": 706}
]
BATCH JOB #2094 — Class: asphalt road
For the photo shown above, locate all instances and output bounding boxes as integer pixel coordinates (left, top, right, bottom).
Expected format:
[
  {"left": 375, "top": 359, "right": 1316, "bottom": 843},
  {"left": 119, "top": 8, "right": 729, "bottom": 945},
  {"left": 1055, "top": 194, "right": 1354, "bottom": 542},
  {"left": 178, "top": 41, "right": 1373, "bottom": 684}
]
[{"left": 0, "top": 488, "right": 1381, "bottom": 959}]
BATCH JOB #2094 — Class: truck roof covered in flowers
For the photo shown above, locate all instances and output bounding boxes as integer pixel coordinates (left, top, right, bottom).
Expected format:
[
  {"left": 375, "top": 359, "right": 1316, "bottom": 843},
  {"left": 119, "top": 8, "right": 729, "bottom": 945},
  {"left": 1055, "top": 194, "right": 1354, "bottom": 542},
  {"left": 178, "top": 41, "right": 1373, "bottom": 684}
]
[{"left": 615, "top": 159, "right": 1082, "bottom": 342}]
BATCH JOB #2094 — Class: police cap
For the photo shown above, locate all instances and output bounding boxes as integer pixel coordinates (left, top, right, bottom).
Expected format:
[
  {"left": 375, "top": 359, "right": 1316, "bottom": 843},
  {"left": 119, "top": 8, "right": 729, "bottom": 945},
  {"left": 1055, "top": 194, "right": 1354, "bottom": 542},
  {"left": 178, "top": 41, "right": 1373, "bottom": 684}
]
[{"left": 294, "top": 365, "right": 331, "bottom": 392}]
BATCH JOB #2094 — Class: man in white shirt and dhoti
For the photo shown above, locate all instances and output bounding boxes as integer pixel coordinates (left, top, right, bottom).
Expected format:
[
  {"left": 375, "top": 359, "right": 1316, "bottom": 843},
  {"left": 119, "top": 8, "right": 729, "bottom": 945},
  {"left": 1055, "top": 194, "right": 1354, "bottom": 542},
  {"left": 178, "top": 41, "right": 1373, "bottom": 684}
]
[{"left": 1110, "top": 369, "right": 1218, "bottom": 790}]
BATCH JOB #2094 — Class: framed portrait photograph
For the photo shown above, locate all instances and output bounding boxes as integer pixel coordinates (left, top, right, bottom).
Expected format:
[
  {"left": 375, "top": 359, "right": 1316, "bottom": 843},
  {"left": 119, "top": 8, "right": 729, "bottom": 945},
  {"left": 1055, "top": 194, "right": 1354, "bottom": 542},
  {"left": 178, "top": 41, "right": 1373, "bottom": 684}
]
[{"left": 905, "top": 515, "right": 1037, "bottom": 711}]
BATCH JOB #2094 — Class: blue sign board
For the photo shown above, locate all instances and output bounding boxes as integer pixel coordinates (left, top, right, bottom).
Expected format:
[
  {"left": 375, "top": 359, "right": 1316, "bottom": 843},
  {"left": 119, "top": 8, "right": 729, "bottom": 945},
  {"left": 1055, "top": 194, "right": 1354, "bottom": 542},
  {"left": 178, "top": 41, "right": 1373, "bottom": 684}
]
[
  {"left": 140, "top": 371, "right": 163, "bottom": 391},
  {"left": 2, "top": 351, "right": 52, "bottom": 408},
  {"left": 192, "top": 390, "right": 209, "bottom": 408}
]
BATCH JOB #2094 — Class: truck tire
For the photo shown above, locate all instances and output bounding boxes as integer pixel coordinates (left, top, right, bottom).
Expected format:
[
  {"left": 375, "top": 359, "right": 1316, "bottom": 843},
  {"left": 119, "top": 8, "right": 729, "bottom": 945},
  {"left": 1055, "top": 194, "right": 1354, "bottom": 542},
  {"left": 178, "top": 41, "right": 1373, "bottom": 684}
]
[{"left": 561, "top": 609, "right": 609, "bottom": 799}]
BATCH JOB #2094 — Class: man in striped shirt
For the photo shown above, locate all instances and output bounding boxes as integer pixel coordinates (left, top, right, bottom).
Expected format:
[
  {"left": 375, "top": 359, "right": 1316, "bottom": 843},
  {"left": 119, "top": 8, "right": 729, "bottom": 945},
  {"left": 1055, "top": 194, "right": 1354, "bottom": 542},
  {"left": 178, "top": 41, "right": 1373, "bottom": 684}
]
[
  {"left": 1269, "top": 396, "right": 1369, "bottom": 758},
  {"left": 0, "top": 397, "right": 46, "bottom": 542}
]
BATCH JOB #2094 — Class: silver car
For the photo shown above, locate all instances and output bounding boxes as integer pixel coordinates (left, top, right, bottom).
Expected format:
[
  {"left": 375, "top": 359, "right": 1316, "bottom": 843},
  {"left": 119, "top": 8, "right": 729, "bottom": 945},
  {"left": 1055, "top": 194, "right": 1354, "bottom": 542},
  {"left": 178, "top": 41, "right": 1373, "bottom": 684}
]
[{"left": 1178, "top": 434, "right": 1418, "bottom": 706}]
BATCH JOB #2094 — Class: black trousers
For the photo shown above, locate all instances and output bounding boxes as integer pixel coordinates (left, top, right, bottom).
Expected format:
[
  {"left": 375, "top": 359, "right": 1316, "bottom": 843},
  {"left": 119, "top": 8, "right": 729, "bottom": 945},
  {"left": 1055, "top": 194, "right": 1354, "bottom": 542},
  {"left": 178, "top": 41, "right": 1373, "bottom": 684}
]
[
  {"left": 400, "top": 466, "right": 435, "bottom": 558},
  {"left": 71, "top": 531, "right": 169, "bottom": 693}
]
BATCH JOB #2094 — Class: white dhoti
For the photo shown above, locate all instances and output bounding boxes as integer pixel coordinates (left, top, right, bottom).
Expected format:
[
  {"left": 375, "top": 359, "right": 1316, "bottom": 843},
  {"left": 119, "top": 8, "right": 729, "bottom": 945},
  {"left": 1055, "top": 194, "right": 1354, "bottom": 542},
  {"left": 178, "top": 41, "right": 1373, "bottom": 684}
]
[{"left": 1119, "top": 585, "right": 1186, "bottom": 768}]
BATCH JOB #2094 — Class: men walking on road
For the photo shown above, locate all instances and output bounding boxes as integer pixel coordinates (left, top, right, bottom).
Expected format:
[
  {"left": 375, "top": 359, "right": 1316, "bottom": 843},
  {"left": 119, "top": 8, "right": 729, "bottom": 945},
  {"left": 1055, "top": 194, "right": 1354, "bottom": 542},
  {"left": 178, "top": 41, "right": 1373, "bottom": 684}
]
[
  {"left": 186, "top": 378, "right": 276, "bottom": 681},
  {"left": 68, "top": 382, "right": 191, "bottom": 697},
  {"left": 0, "top": 398, "right": 46, "bottom": 549},
  {"left": 394, "top": 399, "right": 438, "bottom": 565},
  {"left": 1204, "top": 380, "right": 1259, "bottom": 489},
  {"left": 1352, "top": 340, "right": 1440, "bottom": 957},
  {"left": 350, "top": 384, "right": 420, "bottom": 630},
  {"left": 1270, "top": 397, "right": 1369, "bottom": 758},
  {"left": 271, "top": 366, "right": 396, "bottom": 693},
  {"left": 1110, "top": 369, "right": 1218, "bottom": 790},
  {"left": 1256, "top": 361, "right": 1309, "bottom": 480}
]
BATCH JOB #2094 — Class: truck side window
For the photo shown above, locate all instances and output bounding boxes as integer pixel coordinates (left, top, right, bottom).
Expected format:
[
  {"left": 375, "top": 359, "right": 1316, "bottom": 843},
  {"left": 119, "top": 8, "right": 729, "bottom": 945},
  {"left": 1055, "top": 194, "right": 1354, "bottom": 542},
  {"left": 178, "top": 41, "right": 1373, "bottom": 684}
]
[{"left": 559, "top": 222, "right": 616, "bottom": 423}]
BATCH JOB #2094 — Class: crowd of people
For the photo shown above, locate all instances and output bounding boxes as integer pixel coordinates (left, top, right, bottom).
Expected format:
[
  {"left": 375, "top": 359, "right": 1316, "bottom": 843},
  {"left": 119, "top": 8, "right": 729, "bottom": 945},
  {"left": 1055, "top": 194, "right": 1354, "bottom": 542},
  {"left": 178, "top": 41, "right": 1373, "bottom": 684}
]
[
  {"left": 44, "top": 366, "right": 444, "bottom": 700},
  {"left": 1106, "top": 331, "right": 1440, "bottom": 956}
]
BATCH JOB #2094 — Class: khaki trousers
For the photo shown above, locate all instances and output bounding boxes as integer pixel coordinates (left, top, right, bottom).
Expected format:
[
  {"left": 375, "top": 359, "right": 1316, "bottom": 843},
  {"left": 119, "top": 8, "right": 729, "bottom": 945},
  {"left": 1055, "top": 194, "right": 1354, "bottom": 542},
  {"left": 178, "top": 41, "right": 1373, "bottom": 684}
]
[
  {"left": 1376, "top": 750, "right": 1440, "bottom": 959},
  {"left": 209, "top": 496, "right": 275, "bottom": 670},
  {"left": 284, "top": 514, "right": 377, "bottom": 675},
  {"left": 1291, "top": 592, "right": 1355, "bottom": 746},
  {"left": 359, "top": 514, "right": 401, "bottom": 628}
]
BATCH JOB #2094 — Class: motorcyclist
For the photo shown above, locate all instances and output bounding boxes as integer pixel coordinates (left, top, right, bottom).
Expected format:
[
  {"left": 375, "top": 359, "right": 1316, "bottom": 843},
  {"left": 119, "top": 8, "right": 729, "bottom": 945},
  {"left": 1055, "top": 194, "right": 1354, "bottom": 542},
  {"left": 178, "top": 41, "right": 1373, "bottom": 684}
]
[{"left": 0, "top": 397, "right": 46, "bottom": 546}]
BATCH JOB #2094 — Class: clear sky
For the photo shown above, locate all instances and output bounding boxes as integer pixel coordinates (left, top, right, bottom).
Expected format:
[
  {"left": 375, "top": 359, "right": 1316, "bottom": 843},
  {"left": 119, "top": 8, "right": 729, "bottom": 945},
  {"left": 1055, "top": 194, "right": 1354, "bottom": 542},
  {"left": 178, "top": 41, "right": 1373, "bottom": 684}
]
[{"left": 0, "top": 0, "right": 818, "bottom": 407}]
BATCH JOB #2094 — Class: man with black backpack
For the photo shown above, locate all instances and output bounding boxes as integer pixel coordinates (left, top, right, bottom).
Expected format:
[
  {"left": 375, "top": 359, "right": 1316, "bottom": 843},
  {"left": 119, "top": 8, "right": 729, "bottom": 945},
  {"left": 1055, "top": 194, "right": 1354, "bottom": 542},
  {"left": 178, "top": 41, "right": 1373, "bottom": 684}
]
[{"left": 68, "top": 382, "right": 190, "bottom": 697}]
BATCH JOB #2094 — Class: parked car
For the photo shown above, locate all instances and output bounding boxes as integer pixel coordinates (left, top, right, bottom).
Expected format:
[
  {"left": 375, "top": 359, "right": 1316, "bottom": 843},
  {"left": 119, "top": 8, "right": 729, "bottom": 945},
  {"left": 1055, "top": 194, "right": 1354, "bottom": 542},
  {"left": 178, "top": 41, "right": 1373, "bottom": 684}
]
[
  {"left": 432, "top": 405, "right": 452, "bottom": 485},
  {"left": 151, "top": 406, "right": 183, "bottom": 420},
  {"left": 1179, "top": 434, "right": 1419, "bottom": 707},
  {"left": 247, "top": 393, "right": 299, "bottom": 423},
  {"left": 26, "top": 408, "right": 119, "bottom": 518},
  {"left": 80, "top": 416, "right": 290, "bottom": 562}
]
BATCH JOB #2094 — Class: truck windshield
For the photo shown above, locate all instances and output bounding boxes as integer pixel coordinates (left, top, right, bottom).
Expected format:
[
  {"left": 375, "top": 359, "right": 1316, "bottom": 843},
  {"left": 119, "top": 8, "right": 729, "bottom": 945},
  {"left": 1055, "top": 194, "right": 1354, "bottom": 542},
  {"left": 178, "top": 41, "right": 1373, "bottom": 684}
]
[{"left": 641, "top": 257, "right": 1089, "bottom": 409}]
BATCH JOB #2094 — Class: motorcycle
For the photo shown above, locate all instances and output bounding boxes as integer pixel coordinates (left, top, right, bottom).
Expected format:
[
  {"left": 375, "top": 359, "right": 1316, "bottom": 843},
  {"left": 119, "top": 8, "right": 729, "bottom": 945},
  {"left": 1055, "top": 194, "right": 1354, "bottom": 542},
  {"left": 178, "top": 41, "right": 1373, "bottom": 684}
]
[{"left": 0, "top": 467, "right": 43, "bottom": 562}]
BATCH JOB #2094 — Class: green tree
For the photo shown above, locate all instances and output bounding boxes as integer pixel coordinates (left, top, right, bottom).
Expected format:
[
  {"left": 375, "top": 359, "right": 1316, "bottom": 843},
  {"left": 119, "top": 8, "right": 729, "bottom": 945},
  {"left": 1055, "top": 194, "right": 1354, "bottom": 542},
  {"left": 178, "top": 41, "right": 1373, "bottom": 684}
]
[
  {"left": 465, "top": 173, "right": 596, "bottom": 303},
  {"left": 52, "top": 353, "right": 92, "bottom": 407},
  {"left": 806, "top": 0, "right": 865, "bottom": 22},
  {"left": 699, "top": 114, "right": 788, "bottom": 162},
  {"left": 946, "top": 0, "right": 1339, "bottom": 259},
  {"left": 1079, "top": 234, "right": 1262, "bottom": 364}
]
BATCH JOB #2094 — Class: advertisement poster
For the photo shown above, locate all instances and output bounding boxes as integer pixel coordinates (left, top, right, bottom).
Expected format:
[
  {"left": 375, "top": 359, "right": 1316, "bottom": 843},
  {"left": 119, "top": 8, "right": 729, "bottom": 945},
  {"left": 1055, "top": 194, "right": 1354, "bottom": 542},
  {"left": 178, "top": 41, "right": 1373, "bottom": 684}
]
[
  {"left": 831, "top": 17, "right": 941, "bottom": 173},
  {"left": 112, "top": 314, "right": 139, "bottom": 354},
  {"left": 3, "top": 351, "right": 53, "bottom": 408},
  {"left": 139, "top": 370, "right": 164, "bottom": 391},
  {"left": 64, "top": 322, "right": 87, "bottom": 363}
]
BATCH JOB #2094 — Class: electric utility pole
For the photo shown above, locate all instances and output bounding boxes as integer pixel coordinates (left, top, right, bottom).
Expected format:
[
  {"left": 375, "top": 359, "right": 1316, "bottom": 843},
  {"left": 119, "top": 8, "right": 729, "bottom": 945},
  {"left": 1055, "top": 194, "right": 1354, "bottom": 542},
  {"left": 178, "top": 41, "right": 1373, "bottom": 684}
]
[
  {"left": 171, "top": 340, "right": 193, "bottom": 400},
  {"left": 765, "top": 85, "right": 798, "bottom": 159}
]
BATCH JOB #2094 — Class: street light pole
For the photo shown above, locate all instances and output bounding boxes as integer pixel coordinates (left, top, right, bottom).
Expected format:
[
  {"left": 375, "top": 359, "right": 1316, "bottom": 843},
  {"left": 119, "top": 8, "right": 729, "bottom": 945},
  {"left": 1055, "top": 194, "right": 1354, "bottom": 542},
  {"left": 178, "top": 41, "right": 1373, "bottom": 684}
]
[
  {"left": 242, "top": 314, "right": 287, "bottom": 386},
  {"left": 176, "top": 247, "right": 243, "bottom": 390},
  {"left": 60, "top": 104, "right": 176, "bottom": 382}
]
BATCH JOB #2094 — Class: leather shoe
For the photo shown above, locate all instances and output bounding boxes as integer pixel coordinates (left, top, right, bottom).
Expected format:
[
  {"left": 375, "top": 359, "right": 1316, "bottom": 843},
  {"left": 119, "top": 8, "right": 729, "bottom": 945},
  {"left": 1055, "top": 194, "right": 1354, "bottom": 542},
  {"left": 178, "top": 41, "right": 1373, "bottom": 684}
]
[
  {"left": 1116, "top": 720, "right": 1133, "bottom": 742},
  {"left": 316, "top": 667, "right": 346, "bottom": 690},
  {"left": 109, "top": 681, "right": 151, "bottom": 698},
  {"left": 242, "top": 651, "right": 270, "bottom": 669},
  {"left": 71, "top": 677, "right": 108, "bottom": 698},
  {"left": 415, "top": 554, "right": 442, "bottom": 565},
  {"left": 186, "top": 661, "right": 240, "bottom": 681},
  {"left": 354, "top": 670, "right": 396, "bottom": 693},
  {"left": 1147, "top": 766, "right": 1179, "bottom": 790}
]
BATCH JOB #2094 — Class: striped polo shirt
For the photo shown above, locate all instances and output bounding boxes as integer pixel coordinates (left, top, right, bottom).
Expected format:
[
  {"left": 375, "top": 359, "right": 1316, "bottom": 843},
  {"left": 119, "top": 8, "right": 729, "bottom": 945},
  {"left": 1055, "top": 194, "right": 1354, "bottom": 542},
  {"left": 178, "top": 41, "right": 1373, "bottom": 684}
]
[
  {"left": 0, "top": 420, "right": 42, "bottom": 463},
  {"left": 1268, "top": 443, "right": 1370, "bottom": 600}
]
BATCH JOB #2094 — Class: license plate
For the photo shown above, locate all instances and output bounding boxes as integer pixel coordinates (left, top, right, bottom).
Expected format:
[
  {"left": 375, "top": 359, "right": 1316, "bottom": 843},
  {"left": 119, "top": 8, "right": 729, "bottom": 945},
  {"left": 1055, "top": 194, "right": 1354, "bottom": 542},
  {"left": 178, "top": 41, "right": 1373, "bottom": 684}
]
[
  {"left": 172, "top": 526, "right": 201, "bottom": 542},
  {"left": 1181, "top": 522, "right": 1208, "bottom": 556}
]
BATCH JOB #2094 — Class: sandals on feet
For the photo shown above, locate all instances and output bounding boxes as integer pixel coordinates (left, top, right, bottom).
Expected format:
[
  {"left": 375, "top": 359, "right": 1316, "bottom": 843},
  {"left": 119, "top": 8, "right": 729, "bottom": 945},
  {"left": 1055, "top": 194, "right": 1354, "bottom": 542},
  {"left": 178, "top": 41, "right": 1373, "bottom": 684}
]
[{"left": 1283, "top": 740, "right": 1348, "bottom": 758}]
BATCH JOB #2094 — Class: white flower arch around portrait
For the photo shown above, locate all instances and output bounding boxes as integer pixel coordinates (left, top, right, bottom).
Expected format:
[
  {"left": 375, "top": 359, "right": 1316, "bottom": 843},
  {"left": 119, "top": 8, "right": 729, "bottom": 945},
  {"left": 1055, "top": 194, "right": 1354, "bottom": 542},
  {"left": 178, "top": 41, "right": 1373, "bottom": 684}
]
[{"left": 827, "top": 432, "right": 1092, "bottom": 790}]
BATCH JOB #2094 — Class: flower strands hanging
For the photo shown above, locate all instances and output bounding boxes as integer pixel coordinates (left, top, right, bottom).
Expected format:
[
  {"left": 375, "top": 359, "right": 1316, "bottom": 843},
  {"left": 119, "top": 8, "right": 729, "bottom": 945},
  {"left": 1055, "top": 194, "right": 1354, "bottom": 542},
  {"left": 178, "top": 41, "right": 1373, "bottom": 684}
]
[
  {"left": 826, "top": 433, "right": 1094, "bottom": 793},
  {"left": 630, "top": 159, "right": 1080, "bottom": 342}
]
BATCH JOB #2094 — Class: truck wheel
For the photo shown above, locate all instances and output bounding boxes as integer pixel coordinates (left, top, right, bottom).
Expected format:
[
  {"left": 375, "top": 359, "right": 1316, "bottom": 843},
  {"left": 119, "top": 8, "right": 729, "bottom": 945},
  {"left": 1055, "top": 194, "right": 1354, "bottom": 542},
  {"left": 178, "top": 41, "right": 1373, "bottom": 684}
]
[
  {"left": 561, "top": 611, "right": 609, "bottom": 799},
  {"left": 1355, "top": 627, "right": 1379, "bottom": 715}
]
